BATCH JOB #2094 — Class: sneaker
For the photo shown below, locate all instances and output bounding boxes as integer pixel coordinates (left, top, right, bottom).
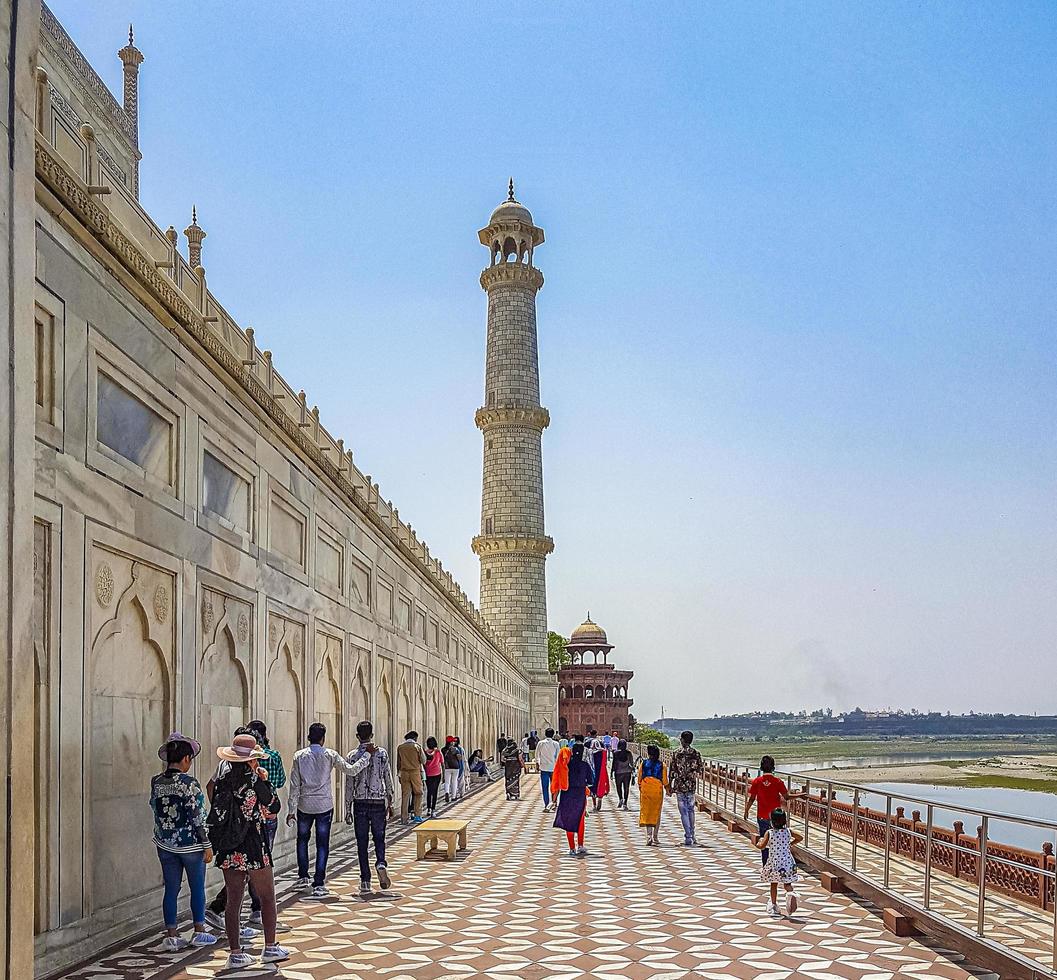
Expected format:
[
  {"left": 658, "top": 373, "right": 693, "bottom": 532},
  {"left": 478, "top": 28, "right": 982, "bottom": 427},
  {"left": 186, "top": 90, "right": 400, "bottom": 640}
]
[
  {"left": 376, "top": 865, "right": 391, "bottom": 890},
  {"left": 294, "top": 876, "right": 311, "bottom": 891},
  {"left": 190, "top": 931, "right": 217, "bottom": 947},
  {"left": 766, "top": 902, "right": 780, "bottom": 917},
  {"left": 239, "top": 925, "right": 260, "bottom": 940},
  {"left": 162, "top": 936, "right": 188, "bottom": 953},
  {"left": 227, "top": 951, "right": 256, "bottom": 969},
  {"left": 787, "top": 892, "right": 798, "bottom": 916},
  {"left": 261, "top": 944, "right": 291, "bottom": 963},
  {"left": 576, "top": 846, "right": 588, "bottom": 856},
  {"left": 311, "top": 885, "right": 329, "bottom": 898},
  {"left": 359, "top": 880, "right": 371, "bottom": 895},
  {"left": 568, "top": 847, "right": 577, "bottom": 856},
  {"left": 247, "top": 911, "right": 262, "bottom": 926},
  {"left": 204, "top": 909, "right": 224, "bottom": 931}
]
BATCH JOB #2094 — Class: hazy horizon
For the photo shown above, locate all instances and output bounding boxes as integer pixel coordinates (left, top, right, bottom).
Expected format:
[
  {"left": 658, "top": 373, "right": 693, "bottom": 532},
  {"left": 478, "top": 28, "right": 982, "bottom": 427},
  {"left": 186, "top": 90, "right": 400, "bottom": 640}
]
[{"left": 52, "top": 2, "right": 1057, "bottom": 721}]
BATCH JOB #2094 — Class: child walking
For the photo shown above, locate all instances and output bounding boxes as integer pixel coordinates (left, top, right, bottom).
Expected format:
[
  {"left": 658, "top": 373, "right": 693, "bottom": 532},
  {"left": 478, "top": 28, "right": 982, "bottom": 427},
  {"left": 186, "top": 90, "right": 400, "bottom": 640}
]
[
  {"left": 638, "top": 744, "right": 669, "bottom": 845},
  {"left": 755, "top": 807, "right": 802, "bottom": 917}
]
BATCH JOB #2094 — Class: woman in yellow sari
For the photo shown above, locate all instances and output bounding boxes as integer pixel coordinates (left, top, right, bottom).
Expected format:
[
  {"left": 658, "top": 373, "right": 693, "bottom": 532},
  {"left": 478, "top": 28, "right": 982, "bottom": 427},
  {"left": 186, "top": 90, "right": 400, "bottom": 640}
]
[{"left": 638, "top": 744, "right": 669, "bottom": 845}]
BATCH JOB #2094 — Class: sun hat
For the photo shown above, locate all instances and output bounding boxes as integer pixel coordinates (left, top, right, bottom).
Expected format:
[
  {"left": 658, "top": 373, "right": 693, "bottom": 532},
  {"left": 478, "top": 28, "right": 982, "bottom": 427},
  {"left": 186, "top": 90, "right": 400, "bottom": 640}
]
[
  {"left": 158, "top": 731, "right": 202, "bottom": 761},
  {"left": 216, "top": 732, "right": 267, "bottom": 763}
]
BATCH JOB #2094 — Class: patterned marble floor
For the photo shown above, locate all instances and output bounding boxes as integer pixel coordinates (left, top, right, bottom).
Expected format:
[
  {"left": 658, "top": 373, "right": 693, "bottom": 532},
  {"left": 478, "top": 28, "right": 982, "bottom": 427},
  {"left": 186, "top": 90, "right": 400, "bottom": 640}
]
[{"left": 58, "top": 778, "right": 1001, "bottom": 980}]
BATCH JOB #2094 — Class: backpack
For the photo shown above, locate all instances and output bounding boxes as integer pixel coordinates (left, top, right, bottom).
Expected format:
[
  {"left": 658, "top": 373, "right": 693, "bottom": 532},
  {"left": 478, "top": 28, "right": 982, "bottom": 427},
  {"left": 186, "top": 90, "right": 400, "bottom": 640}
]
[
  {"left": 206, "top": 777, "right": 250, "bottom": 853},
  {"left": 443, "top": 744, "right": 460, "bottom": 768}
]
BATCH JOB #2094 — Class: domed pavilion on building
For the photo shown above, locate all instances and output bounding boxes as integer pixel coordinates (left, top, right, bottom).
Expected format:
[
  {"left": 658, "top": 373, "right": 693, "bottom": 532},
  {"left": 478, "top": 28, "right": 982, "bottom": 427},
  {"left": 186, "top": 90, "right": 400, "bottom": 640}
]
[{"left": 557, "top": 615, "right": 635, "bottom": 738}]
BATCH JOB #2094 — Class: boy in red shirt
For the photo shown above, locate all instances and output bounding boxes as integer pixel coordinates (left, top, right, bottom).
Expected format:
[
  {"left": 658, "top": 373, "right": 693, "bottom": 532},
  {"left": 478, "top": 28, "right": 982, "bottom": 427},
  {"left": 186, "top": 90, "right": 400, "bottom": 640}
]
[{"left": 743, "top": 755, "right": 800, "bottom": 864}]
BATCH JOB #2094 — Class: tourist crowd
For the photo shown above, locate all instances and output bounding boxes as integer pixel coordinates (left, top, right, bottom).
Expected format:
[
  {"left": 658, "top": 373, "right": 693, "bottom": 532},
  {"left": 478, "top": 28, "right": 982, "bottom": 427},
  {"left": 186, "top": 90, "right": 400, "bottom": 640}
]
[
  {"left": 149, "top": 718, "right": 493, "bottom": 970},
  {"left": 151, "top": 718, "right": 802, "bottom": 970}
]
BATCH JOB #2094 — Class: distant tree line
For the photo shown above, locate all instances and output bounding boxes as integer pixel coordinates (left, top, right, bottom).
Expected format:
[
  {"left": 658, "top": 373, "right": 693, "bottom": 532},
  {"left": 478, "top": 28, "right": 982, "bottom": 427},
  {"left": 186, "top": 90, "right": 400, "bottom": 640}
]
[{"left": 654, "top": 711, "right": 1057, "bottom": 738}]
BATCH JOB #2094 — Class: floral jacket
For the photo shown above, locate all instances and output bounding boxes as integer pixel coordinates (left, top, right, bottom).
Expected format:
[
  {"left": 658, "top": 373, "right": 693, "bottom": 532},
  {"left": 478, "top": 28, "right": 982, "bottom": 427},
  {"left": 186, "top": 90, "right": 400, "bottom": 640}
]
[{"left": 149, "top": 768, "right": 210, "bottom": 853}]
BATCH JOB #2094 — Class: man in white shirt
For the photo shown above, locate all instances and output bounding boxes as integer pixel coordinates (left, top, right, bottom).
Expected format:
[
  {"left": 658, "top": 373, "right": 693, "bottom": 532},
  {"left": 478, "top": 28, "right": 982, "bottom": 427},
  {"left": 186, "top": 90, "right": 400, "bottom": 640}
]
[
  {"left": 536, "top": 727, "right": 560, "bottom": 811},
  {"left": 286, "top": 722, "right": 373, "bottom": 897}
]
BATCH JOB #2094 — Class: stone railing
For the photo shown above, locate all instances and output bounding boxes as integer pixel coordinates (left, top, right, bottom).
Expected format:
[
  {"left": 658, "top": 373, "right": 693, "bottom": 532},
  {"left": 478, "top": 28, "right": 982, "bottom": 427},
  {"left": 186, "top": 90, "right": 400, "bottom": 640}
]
[
  {"left": 698, "top": 758, "right": 1056, "bottom": 913},
  {"left": 32, "top": 82, "right": 525, "bottom": 680}
]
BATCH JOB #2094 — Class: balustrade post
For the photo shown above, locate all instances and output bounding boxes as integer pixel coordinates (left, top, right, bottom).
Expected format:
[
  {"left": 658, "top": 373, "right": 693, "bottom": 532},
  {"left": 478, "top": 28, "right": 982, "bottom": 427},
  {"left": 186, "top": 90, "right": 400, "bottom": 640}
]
[
  {"left": 825, "top": 784, "right": 833, "bottom": 859},
  {"left": 883, "top": 795, "right": 892, "bottom": 888},
  {"left": 803, "top": 778, "right": 811, "bottom": 848},
  {"left": 953, "top": 821, "right": 964, "bottom": 880},
  {"left": 723, "top": 765, "right": 729, "bottom": 813},
  {"left": 851, "top": 789, "right": 860, "bottom": 872},
  {"left": 924, "top": 804, "right": 934, "bottom": 909},
  {"left": 976, "top": 816, "right": 989, "bottom": 936}
]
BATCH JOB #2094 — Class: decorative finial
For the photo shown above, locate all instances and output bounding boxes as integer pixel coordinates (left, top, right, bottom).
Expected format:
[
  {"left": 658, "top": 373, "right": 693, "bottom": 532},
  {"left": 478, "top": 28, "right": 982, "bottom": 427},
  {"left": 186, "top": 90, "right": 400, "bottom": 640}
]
[
  {"left": 129, "top": 24, "right": 134, "bottom": 46},
  {"left": 587, "top": 610, "right": 591, "bottom": 621},
  {"left": 191, "top": 205, "right": 198, "bottom": 225},
  {"left": 508, "top": 177, "right": 515, "bottom": 202}
]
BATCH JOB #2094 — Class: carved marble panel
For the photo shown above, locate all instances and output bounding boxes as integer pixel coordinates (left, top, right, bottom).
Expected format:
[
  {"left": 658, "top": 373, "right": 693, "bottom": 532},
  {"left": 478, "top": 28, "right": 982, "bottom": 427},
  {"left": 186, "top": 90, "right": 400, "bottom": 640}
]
[{"left": 88, "top": 545, "right": 175, "bottom": 914}]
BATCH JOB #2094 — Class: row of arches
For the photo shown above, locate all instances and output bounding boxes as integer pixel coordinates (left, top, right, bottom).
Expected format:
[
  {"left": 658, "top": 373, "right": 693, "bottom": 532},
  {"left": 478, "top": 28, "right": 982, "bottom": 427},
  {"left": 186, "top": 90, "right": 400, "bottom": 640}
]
[
  {"left": 80, "top": 553, "right": 529, "bottom": 929},
  {"left": 489, "top": 236, "right": 534, "bottom": 267},
  {"left": 559, "top": 684, "right": 629, "bottom": 701},
  {"left": 568, "top": 650, "right": 613, "bottom": 665}
]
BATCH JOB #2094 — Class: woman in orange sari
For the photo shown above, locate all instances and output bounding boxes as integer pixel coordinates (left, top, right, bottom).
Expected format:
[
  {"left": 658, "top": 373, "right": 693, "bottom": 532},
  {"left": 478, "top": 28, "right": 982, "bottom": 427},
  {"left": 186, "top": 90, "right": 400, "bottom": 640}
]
[{"left": 638, "top": 744, "right": 669, "bottom": 846}]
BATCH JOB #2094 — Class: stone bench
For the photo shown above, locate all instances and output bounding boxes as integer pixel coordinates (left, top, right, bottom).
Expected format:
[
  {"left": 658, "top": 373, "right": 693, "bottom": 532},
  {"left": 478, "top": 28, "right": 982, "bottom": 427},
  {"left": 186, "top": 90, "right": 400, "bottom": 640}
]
[{"left": 415, "top": 818, "right": 469, "bottom": 861}]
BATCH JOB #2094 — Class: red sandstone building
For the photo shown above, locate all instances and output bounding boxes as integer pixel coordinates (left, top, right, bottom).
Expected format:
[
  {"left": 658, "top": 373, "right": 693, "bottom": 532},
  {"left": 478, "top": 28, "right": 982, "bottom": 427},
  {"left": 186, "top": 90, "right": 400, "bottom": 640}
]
[{"left": 557, "top": 616, "right": 635, "bottom": 738}]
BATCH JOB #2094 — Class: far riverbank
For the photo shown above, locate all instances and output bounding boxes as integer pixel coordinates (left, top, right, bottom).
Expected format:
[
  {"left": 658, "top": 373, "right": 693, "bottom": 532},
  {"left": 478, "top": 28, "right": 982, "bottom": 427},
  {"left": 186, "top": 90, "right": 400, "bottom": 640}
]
[{"left": 802, "top": 754, "right": 1057, "bottom": 795}]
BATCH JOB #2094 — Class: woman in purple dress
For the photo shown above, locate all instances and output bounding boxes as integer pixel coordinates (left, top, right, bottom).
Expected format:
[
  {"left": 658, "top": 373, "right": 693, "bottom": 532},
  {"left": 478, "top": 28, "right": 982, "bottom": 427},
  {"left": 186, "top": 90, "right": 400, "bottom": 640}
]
[{"left": 553, "top": 743, "right": 595, "bottom": 856}]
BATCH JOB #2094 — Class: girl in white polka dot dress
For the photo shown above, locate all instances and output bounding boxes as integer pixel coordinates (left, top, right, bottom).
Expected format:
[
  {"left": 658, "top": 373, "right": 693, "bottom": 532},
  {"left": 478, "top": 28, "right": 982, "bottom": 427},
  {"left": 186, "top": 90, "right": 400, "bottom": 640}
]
[{"left": 755, "top": 807, "right": 803, "bottom": 917}]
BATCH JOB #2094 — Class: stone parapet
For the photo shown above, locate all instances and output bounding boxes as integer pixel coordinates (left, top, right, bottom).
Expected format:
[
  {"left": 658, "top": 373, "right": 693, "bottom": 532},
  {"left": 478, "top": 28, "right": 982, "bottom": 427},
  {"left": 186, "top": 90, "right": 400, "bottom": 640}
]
[
  {"left": 471, "top": 533, "right": 555, "bottom": 557},
  {"left": 480, "top": 262, "right": 544, "bottom": 292},
  {"left": 474, "top": 404, "right": 550, "bottom": 431}
]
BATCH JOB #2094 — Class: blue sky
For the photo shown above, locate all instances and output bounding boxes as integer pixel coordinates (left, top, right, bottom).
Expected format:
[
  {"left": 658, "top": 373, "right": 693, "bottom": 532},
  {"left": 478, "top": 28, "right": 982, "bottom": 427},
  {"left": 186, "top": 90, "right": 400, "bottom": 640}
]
[{"left": 54, "top": 2, "right": 1056, "bottom": 719}]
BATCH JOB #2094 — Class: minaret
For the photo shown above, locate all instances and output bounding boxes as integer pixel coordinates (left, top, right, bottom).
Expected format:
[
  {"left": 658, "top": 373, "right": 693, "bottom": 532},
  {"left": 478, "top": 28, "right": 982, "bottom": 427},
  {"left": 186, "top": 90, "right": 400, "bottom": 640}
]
[{"left": 472, "top": 181, "right": 557, "bottom": 729}]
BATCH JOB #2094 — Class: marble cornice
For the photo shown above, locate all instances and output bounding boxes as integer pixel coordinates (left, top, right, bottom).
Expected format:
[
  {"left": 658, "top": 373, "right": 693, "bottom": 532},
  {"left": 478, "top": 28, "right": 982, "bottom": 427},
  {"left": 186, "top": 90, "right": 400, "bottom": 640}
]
[
  {"left": 474, "top": 405, "right": 550, "bottom": 432},
  {"left": 471, "top": 534, "right": 555, "bottom": 558},
  {"left": 40, "top": 2, "right": 137, "bottom": 149},
  {"left": 33, "top": 135, "right": 525, "bottom": 674},
  {"left": 479, "top": 263, "right": 543, "bottom": 292}
]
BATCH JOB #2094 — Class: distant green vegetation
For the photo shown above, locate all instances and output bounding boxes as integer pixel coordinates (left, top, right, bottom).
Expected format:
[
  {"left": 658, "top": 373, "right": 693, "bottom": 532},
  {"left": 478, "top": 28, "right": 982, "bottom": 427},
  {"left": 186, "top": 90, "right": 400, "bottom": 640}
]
[
  {"left": 634, "top": 724, "right": 671, "bottom": 749},
  {"left": 957, "top": 774, "right": 1057, "bottom": 794},
  {"left": 690, "top": 735, "right": 1057, "bottom": 764}
]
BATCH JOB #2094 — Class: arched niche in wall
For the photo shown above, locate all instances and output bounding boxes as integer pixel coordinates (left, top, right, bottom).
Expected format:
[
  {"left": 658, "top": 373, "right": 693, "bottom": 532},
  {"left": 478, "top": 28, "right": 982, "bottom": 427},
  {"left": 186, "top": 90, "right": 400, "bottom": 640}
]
[
  {"left": 314, "top": 629, "right": 343, "bottom": 804},
  {"left": 88, "top": 548, "right": 175, "bottom": 914},
  {"left": 265, "top": 612, "right": 305, "bottom": 806},
  {"left": 200, "top": 587, "right": 253, "bottom": 788}
]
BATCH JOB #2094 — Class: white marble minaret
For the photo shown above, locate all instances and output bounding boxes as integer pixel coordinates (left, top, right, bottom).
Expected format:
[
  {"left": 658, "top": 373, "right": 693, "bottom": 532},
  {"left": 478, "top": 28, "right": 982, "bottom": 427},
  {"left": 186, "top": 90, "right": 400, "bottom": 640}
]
[{"left": 472, "top": 181, "right": 557, "bottom": 729}]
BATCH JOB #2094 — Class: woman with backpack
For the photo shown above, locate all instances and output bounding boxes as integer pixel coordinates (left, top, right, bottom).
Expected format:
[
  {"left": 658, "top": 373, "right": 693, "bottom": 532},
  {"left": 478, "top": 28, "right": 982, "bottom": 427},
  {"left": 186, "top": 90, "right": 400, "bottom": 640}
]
[
  {"left": 207, "top": 733, "right": 289, "bottom": 970},
  {"left": 149, "top": 732, "right": 217, "bottom": 952},
  {"left": 442, "top": 736, "right": 461, "bottom": 803}
]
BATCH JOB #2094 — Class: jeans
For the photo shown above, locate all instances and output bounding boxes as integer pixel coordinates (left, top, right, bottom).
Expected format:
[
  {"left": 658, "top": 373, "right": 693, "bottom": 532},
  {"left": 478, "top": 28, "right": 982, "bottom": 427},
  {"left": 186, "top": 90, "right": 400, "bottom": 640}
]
[
  {"left": 296, "top": 809, "right": 333, "bottom": 887},
  {"left": 209, "top": 818, "right": 277, "bottom": 914},
  {"left": 614, "top": 773, "right": 632, "bottom": 806},
  {"left": 426, "top": 773, "right": 442, "bottom": 812},
  {"left": 443, "top": 768, "right": 460, "bottom": 800},
  {"left": 757, "top": 817, "right": 772, "bottom": 864},
  {"left": 157, "top": 847, "right": 207, "bottom": 928},
  {"left": 540, "top": 770, "right": 553, "bottom": 806},
  {"left": 353, "top": 800, "right": 388, "bottom": 885},
  {"left": 676, "top": 791, "right": 697, "bottom": 843}
]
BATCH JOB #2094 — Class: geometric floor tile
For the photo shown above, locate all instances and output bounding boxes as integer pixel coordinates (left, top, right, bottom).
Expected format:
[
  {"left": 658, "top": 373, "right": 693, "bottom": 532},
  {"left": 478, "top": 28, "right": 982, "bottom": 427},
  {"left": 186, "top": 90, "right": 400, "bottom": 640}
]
[{"left": 52, "top": 778, "right": 998, "bottom": 979}]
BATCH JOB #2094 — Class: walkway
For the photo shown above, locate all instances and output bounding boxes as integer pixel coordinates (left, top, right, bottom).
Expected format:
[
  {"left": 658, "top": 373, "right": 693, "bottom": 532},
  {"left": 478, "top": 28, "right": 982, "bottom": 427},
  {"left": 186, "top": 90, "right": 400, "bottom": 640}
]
[{"left": 59, "top": 778, "right": 1000, "bottom": 980}]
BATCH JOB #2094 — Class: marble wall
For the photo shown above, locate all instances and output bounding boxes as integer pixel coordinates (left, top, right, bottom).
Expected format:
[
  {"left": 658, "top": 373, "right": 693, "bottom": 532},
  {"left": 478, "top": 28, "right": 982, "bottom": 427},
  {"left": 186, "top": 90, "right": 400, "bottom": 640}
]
[{"left": 30, "top": 124, "right": 530, "bottom": 980}]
